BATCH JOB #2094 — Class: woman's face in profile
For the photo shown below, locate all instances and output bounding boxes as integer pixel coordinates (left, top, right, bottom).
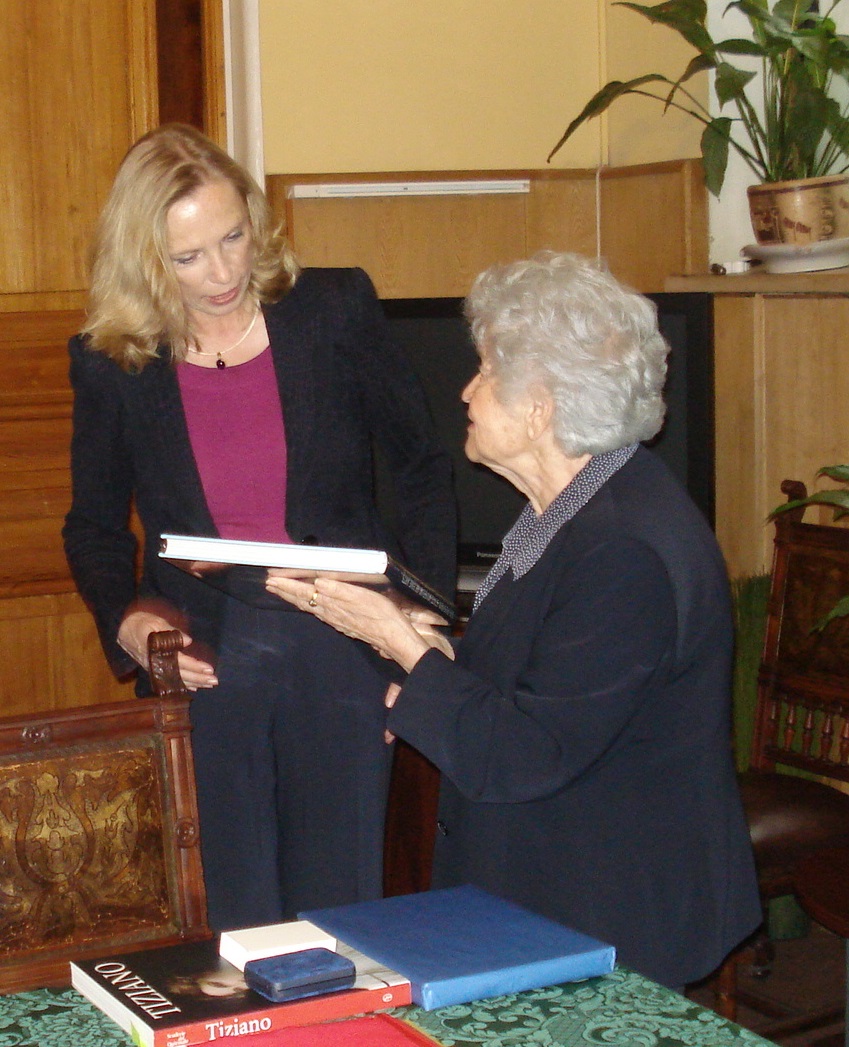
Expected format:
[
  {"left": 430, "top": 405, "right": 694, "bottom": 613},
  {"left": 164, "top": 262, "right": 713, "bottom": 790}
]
[
  {"left": 461, "top": 351, "right": 530, "bottom": 480},
  {"left": 166, "top": 177, "right": 255, "bottom": 324}
]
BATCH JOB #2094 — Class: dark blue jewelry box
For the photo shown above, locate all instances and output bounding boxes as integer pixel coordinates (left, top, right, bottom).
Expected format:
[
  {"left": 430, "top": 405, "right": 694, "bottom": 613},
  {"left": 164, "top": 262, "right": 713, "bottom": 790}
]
[{"left": 244, "top": 947, "right": 356, "bottom": 1003}]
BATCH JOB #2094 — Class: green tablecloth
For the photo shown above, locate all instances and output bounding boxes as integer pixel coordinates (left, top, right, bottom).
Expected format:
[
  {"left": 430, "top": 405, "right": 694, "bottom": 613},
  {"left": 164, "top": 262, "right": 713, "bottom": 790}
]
[
  {"left": 0, "top": 968, "right": 777, "bottom": 1047},
  {"left": 395, "top": 968, "right": 777, "bottom": 1046}
]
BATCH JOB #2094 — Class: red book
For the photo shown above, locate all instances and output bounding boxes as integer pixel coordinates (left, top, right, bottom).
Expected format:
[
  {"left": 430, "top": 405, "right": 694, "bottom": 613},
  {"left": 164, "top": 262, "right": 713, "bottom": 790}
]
[
  {"left": 204, "top": 1013, "right": 439, "bottom": 1046},
  {"left": 70, "top": 938, "right": 411, "bottom": 1047}
]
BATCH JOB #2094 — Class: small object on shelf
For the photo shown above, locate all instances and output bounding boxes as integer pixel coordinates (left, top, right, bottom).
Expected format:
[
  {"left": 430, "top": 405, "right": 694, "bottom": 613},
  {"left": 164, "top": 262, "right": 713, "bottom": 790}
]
[{"left": 710, "top": 259, "right": 759, "bottom": 276}]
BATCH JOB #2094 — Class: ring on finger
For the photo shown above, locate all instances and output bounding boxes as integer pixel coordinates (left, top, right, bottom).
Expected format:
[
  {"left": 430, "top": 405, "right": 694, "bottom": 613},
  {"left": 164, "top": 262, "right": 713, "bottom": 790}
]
[{"left": 308, "top": 591, "right": 319, "bottom": 608}]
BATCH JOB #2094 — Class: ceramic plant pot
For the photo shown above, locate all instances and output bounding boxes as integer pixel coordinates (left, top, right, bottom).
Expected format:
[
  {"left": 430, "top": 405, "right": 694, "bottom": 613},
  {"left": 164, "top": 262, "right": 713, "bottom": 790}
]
[{"left": 747, "top": 174, "right": 849, "bottom": 246}]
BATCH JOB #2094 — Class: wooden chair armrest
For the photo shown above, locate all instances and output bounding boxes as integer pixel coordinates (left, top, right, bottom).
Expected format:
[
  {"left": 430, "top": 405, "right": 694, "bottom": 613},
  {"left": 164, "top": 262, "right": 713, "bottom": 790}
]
[
  {"left": 778, "top": 479, "right": 809, "bottom": 524},
  {"left": 148, "top": 629, "right": 187, "bottom": 697}
]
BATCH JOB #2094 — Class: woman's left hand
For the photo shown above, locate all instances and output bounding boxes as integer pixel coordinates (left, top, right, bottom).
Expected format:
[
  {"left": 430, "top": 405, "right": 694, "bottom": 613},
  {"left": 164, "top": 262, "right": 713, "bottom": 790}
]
[{"left": 265, "top": 572, "right": 438, "bottom": 672}]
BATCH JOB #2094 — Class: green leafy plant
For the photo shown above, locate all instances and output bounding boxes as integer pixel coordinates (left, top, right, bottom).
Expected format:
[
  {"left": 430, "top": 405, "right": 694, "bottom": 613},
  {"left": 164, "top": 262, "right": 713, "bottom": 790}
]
[
  {"left": 772, "top": 464, "right": 849, "bottom": 626},
  {"left": 548, "top": 0, "right": 849, "bottom": 196}
]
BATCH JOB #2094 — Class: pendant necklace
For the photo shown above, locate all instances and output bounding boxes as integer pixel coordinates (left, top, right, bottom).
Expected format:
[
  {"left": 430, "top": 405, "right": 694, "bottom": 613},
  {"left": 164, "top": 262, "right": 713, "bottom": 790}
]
[{"left": 188, "top": 305, "right": 260, "bottom": 369}]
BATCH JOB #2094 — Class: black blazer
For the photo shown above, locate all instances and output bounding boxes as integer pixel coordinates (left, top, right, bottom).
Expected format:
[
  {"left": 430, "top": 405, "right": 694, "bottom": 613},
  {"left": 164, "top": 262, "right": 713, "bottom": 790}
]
[
  {"left": 388, "top": 447, "right": 760, "bottom": 987},
  {"left": 64, "top": 267, "right": 457, "bottom": 679}
]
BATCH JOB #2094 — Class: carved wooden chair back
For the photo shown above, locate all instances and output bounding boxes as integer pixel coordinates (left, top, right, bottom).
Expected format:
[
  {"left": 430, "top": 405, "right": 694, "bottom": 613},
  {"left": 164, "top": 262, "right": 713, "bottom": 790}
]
[
  {"left": 751, "top": 480, "right": 849, "bottom": 782},
  {"left": 0, "top": 631, "right": 208, "bottom": 993},
  {"left": 715, "top": 482, "right": 849, "bottom": 1025}
]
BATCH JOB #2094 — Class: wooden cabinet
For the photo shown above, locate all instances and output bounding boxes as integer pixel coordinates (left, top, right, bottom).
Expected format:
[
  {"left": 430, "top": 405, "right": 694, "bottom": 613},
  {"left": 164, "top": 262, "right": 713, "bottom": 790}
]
[{"left": 667, "top": 272, "right": 849, "bottom": 578}]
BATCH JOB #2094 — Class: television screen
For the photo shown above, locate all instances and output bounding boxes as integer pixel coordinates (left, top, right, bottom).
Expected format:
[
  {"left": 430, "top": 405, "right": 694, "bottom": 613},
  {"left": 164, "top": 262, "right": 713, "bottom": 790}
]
[{"left": 377, "top": 292, "right": 714, "bottom": 573}]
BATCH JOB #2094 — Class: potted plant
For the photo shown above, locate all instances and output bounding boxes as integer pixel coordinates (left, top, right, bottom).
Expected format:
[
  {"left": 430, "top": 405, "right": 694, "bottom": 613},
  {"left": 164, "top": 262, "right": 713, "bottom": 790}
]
[{"left": 548, "top": 0, "right": 849, "bottom": 252}]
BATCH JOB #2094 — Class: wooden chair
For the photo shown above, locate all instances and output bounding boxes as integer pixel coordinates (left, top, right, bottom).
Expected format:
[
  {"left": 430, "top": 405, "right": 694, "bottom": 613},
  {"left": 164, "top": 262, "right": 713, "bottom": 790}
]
[
  {"left": 0, "top": 630, "right": 208, "bottom": 993},
  {"left": 714, "top": 480, "right": 849, "bottom": 1022},
  {"left": 794, "top": 844, "right": 849, "bottom": 1047}
]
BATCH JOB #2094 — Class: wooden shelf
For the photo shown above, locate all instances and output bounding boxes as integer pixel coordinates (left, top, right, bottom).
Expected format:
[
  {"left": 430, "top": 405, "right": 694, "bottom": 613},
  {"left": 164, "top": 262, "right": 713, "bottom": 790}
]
[{"left": 665, "top": 269, "right": 849, "bottom": 295}]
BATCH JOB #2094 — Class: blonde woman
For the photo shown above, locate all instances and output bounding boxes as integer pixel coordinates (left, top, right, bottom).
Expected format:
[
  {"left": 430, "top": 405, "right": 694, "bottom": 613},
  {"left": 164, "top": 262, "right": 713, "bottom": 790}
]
[{"left": 64, "top": 124, "right": 456, "bottom": 930}]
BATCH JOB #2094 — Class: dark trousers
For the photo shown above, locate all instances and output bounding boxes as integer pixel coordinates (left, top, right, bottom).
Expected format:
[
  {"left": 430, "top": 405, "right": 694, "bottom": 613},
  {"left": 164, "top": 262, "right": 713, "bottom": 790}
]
[{"left": 188, "top": 598, "right": 393, "bottom": 931}]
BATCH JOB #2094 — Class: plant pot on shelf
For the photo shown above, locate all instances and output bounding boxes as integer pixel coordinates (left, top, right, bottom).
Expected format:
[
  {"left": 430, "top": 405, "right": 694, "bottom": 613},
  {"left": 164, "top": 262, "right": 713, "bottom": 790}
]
[{"left": 744, "top": 175, "right": 849, "bottom": 274}]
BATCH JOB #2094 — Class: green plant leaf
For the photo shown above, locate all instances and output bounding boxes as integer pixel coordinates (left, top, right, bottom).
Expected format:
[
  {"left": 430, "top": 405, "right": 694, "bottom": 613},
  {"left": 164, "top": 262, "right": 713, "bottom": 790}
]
[
  {"left": 664, "top": 53, "right": 715, "bottom": 109},
  {"left": 550, "top": 0, "right": 849, "bottom": 186},
  {"left": 725, "top": 0, "right": 776, "bottom": 45},
  {"left": 701, "top": 118, "right": 732, "bottom": 194},
  {"left": 815, "top": 594, "right": 849, "bottom": 630},
  {"left": 807, "top": 490, "right": 849, "bottom": 513},
  {"left": 773, "top": 0, "right": 819, "bottom": 26},
  {"left": 825, "top": 107, "right": 849, "bottom": 163},
  {"left": 715, "top": 37, "right": 769, "bottom": 56},
  {"left": 780, "top": 83, "right": 831, "bottom": 177},
  {"left": 818, "top": 464, "right": 849, "bottom": 482},
  {"left": 547, "top": 75, "right": 672, "bottom": 160},
  {"left": 715, "top": 62, "right": 758, "bottom": 105},
  {"left": 771, "top": 489, "right": 849, "bottom": 518},
  {"left": 616, "top": 0, "right": 716, "bottom": 52}
]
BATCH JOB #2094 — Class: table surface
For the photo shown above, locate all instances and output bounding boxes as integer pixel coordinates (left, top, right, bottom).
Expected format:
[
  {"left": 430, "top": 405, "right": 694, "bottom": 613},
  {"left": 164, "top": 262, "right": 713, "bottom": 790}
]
[{"left": 0, "top": 967, "right": 778, "bottom": 1047}]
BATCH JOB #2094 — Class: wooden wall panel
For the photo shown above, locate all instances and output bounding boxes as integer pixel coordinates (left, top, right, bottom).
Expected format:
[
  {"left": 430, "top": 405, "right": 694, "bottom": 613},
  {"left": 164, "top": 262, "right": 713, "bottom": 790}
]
[
  {"left": 599, "top": 161, "right": 708, "bottom": 292},
  {"left": 276, "top": 179, "right": 528, "bottom": 299},
  {"left": 267, "top": 160, "right": 707, "bottom": 298},
  {"left": 713, "top": 296, "right": 760, "bottom": 579},
  {"left": 0, "top": 0, "right": 156, "bottom": 300},
  {"left": 706, "top": 286, "right": 849, "bottom": 579},
  {"left": 0, "top": 594, "right": 133, "bottom": 716},
  {"left": 0, "top": 309, "right": 136, "bottom": 714},
  {"left": 762, "top": 297, "right": 849, "bottom": 523},
  {"left": 0, "top": 1, "right": 201, "bottom": 718},
  {"left": 525, "top": 175, "right": 598, "bottom": 258},
  {"left": 0, "top": 311, "right": 82, "bottom": 598}
]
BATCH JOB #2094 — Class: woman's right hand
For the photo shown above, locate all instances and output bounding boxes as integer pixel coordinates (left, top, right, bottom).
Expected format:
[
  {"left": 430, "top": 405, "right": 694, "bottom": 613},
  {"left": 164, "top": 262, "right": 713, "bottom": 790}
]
[{"left": 118, "top": 603, "right": 218, "bottom": 690}]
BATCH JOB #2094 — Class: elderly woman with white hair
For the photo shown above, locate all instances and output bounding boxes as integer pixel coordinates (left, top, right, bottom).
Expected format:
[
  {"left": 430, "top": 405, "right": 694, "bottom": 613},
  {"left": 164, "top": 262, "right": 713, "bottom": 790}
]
[{"left": 266, "top": 251, "right": 760, "bottom": 990}]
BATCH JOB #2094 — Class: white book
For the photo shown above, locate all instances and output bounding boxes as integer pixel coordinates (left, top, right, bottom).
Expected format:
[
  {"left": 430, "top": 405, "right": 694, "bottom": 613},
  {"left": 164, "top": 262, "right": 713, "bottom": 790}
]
[
  {"left": 158, "top": 533, "right": 456, "bottom": 622},
  {"left": 219, "top": 919, "right": 336, "bottom": 971},
  {"left": 160, "top": 534, "right": 389, "bottom": 575}
]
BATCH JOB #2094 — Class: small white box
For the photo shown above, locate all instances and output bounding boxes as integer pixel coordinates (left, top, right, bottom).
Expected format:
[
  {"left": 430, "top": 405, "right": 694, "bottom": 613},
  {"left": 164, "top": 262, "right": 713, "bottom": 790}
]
[{"left": 219, "top": 919, "right": 337, "bottom": 971}]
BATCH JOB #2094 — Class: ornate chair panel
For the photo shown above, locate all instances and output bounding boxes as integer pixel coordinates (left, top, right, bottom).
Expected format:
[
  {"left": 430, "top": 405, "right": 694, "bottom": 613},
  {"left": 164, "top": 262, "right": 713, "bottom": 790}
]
[{"left": 0, "top": 692, "right": 208, "bottom": 993}]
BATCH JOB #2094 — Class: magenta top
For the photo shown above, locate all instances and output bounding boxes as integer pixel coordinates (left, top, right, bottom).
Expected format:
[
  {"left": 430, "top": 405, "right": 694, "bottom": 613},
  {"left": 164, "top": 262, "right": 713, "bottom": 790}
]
[{"left": 177, "top": 348, "right": 291, "bottom": 543}]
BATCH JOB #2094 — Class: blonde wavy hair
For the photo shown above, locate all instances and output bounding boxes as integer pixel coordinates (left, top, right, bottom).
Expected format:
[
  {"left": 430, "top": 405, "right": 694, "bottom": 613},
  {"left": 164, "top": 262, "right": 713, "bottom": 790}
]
[{"left": 82, "top": 123, "right": 300, "bottom": 372}]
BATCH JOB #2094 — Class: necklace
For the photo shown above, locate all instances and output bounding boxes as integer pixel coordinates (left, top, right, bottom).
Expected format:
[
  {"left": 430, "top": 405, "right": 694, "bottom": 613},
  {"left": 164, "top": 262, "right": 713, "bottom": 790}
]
[{"left": 188, "top": 305, "right": 260, "bottom": 369}]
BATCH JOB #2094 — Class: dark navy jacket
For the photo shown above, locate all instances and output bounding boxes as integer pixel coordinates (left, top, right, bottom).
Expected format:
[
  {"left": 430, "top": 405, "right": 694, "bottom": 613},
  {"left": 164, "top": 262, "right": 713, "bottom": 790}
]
[{"left": 389, "top": 447, "right": 760, "bottom": 987}]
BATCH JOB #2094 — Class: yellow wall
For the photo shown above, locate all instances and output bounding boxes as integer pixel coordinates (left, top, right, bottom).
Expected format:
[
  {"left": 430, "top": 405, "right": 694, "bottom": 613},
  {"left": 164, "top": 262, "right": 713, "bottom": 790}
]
[
  {"left": 259, "top": 0, "right": 705, "bottom": 175},
  {"left": 604, "top": 0, "right": 705, "bottom": 167}
]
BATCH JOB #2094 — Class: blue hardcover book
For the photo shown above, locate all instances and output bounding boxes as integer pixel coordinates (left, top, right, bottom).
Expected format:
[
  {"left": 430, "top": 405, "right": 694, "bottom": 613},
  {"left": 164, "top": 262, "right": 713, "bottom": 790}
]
[{"left": 300, "top": 885, "right": 615, "bottom": 1010}]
